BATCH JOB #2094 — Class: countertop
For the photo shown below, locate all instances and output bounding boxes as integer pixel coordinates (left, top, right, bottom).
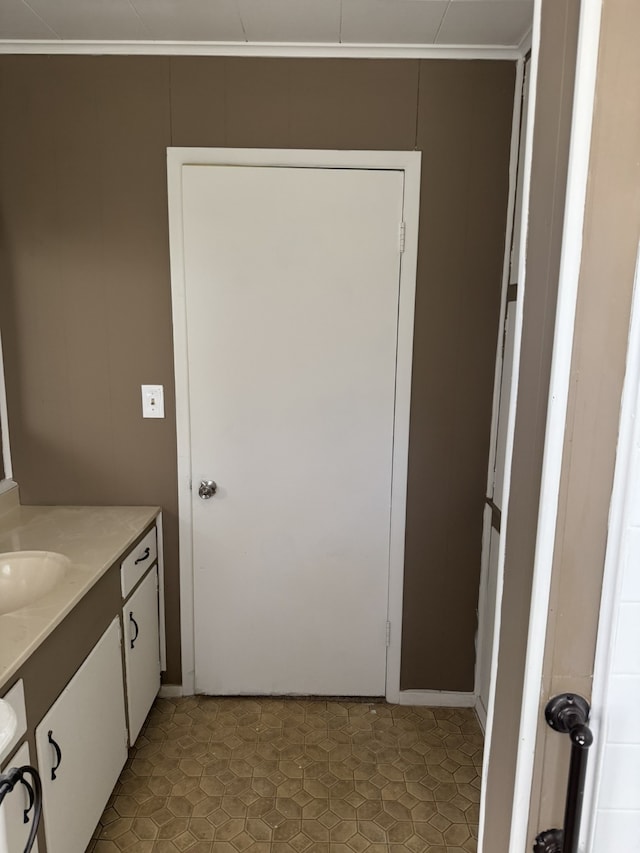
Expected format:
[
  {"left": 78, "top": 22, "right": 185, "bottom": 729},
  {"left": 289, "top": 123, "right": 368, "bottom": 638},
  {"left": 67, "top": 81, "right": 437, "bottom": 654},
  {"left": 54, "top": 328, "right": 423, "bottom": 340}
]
[{"left": 0, "top": 490, "right": 159, "bottom": 691}]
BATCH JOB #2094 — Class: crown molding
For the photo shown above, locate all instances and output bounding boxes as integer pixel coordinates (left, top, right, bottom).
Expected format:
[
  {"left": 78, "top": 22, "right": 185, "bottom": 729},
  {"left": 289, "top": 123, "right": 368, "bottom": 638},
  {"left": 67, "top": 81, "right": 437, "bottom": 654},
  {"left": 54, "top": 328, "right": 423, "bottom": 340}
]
[
  {"left": 0, "top": 39, "right": 523, "bottom": 60},
  {"left": 518, "top": 26, "right": 533, "bottom": 56}
]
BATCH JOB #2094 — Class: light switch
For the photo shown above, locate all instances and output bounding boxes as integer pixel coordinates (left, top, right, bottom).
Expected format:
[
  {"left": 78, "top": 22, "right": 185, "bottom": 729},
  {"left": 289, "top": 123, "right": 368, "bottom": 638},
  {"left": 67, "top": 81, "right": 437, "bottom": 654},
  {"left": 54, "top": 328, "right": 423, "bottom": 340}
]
[{"left": 141, "top": 385, "right": 165, "bottom": 419}]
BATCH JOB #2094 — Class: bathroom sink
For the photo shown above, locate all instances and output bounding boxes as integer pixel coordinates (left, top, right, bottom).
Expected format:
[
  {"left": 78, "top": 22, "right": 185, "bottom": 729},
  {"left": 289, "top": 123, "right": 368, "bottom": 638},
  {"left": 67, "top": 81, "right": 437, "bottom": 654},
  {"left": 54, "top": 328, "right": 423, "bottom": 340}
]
[{"left": 0, "top": 551, "right": 70, "bottom": 615}]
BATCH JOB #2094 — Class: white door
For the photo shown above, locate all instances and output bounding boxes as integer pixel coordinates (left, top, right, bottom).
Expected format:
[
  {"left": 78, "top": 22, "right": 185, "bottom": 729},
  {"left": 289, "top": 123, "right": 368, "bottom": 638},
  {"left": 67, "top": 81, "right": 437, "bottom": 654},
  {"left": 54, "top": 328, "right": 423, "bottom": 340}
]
[{"left": 182, "top": 164, "right": 405, "bottom": 696}]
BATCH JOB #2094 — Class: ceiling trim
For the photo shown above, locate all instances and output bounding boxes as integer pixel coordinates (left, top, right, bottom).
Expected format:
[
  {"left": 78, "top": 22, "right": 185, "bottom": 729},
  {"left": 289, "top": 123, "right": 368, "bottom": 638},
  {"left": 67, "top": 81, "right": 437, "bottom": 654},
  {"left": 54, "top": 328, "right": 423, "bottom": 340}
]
[
  {"left": 518, "top": 26, "right": 533, "bottom": 56},
  {"left": 0, "top": 39, "right": 523, "bottom": 60}
]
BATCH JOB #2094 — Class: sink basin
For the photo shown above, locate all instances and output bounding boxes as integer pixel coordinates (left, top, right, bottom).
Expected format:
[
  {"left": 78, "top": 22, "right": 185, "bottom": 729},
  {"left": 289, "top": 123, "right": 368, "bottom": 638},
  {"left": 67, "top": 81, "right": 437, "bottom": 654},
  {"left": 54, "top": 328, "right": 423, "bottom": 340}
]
[{"left": 0, "top": 551, "right": 70, "bottom": 615}]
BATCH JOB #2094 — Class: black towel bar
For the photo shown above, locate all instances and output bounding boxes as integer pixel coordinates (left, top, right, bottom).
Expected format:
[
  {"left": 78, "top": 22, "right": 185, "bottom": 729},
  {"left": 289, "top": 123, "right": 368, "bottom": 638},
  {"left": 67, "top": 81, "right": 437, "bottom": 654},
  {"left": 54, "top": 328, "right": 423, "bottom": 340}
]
[{"left": 533, "top": 693, "right": 594, "bottom": 853}]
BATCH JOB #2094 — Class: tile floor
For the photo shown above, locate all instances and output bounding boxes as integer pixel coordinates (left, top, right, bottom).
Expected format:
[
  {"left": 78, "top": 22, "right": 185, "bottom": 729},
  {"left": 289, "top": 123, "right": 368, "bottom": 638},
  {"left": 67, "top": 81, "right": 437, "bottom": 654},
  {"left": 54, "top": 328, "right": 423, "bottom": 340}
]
[{"left": 87, "top": 697, "right": 483, "bottom": 853}]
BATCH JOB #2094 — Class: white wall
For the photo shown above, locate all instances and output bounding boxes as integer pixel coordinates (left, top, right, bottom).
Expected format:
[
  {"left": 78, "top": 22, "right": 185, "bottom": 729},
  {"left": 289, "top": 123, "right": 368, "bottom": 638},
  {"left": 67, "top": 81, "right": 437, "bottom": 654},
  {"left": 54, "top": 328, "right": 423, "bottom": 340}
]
[
  {"left": 591, "top": 466, "right": 640, "bottom": 849},
  {"left": 587, "top": 251, "right": 640, "bottom": 851}
]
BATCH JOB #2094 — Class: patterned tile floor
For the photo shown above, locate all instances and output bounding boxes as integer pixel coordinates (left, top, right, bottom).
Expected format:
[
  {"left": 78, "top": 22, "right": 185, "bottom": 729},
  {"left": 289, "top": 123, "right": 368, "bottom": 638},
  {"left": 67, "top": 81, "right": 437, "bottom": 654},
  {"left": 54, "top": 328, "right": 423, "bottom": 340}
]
[{"left": 87, "top": 697, "right": 483, "bottom": 853}]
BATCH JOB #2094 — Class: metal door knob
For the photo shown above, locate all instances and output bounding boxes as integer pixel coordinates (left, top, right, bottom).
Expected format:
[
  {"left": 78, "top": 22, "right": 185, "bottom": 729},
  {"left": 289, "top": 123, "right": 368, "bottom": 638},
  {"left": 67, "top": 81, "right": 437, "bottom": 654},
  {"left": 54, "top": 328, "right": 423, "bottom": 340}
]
[{"left": 198, "top": 480, "right": 218, "bottom": 499}]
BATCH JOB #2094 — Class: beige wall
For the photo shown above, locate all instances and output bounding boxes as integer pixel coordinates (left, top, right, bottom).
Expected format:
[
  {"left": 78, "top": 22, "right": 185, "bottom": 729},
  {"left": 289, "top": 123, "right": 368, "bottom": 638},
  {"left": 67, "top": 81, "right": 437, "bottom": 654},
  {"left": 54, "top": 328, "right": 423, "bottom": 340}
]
[
  {"left": 527, "top": 0, "right": 640, "bottom": 841},
  {"left": 0, "top": 56, "right": 514, "bottom": 689},
  {"left": 482, "top": 0, "right": 581, "bottom": 847}
]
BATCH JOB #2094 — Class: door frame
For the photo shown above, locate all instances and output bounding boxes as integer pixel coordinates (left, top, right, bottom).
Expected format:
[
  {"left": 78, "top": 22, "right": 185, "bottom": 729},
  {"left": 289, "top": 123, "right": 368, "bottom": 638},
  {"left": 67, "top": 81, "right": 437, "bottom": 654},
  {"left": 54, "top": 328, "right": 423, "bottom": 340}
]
[
  {"left": 0, "top": 319, "right": 14, "bottom": 491},
  {"left": 167, "top": 147, "right": 421, "bottom": 699},
  {"left": 474, "top": 54, "right": 527, "bottom": 731},
  {"left": 485, "top": 0, "right": 604, "bottom": 846}
]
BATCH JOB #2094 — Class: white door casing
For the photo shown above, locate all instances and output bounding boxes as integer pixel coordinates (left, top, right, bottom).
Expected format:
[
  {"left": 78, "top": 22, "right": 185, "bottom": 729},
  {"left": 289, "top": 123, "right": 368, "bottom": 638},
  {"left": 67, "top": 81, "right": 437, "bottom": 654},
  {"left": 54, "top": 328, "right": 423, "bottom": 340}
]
[
  {"left": 168, "top": 148, "right": 421, "bottom": 700},
  {"left": 502, "top": 0, "right": 603, "bottom": 847},
  {"left": 474, "top": 56, "right": 528, "bottom": 730}
]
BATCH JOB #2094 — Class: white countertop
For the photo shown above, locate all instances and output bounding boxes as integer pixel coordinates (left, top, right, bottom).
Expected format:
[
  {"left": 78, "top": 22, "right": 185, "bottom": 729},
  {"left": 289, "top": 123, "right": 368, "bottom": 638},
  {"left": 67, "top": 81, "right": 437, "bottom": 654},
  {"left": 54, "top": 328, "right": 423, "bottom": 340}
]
[{"left": 0, "top": 495, "right": 159, "bottom": 691}]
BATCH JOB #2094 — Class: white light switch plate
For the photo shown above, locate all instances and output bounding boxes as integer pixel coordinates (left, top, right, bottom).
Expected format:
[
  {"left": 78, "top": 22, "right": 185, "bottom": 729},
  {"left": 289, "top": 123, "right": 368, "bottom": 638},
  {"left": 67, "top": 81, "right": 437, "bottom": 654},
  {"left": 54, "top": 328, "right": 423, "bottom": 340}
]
[{"left": 141, "top": 385, "right": 165, "bottom": 419}]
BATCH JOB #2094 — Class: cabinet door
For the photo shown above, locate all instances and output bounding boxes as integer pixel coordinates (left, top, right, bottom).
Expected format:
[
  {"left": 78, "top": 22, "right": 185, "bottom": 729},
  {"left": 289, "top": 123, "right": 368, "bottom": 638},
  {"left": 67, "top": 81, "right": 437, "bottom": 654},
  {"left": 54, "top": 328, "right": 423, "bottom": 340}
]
[
  {"left": 35, "top": 619, "right": 127, "bottom": 853},
  {"left": 0, "top": 742, "right": 39, "bottom": 853},
  {"left": 124, "top": 568, "right": 160, "bottom": 744}
]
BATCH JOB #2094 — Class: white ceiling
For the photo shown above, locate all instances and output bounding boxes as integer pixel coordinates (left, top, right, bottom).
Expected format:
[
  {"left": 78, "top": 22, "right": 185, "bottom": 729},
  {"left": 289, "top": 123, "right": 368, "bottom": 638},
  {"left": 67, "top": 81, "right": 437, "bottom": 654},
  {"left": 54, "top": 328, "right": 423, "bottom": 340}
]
[{"left": 0, "top": 0, "right": 533, "bottom": 50}]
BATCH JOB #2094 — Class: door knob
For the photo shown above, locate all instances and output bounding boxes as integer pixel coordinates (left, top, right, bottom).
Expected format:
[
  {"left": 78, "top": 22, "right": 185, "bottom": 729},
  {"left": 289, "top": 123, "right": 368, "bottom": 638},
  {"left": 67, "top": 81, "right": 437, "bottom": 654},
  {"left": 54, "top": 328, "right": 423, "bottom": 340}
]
[{"left": 198, "top": 480, "right": 218, "bottom": 499}]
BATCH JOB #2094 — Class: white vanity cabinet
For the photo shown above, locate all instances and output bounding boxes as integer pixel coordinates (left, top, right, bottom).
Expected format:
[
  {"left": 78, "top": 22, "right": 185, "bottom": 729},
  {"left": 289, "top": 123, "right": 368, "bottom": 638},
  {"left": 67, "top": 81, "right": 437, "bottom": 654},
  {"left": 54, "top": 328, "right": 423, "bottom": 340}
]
[
  {"left": 0, "top": 681, "right": 36, "bottom": 853},
  {"left": 0, "top": 742, "right": 39, "bottom": 853},
  {"left": 123, "top": 566, "right": 161, "bottom": 744},
  {"left": 35, "top": 619, "right": 127, "bottom": 853}
]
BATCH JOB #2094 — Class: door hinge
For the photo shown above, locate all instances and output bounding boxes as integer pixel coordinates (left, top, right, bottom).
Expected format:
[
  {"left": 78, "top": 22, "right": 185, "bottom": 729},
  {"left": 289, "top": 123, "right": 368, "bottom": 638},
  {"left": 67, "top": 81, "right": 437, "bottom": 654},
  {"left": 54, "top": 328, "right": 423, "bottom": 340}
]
[
  {"left": 501, "top": 314, "right": 508, "bottom": 358},
  {"left": 398, "top": 222, "right": 406, "bottom": 254},
  {"left": 385, "top": 621, "right": 391, "bottom": 648}
]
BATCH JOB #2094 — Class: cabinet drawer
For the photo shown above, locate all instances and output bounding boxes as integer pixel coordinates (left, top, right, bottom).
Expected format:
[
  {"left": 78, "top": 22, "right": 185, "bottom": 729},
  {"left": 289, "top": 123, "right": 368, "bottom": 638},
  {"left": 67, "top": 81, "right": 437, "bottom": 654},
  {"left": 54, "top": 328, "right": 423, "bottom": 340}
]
[{"left": 121, "top": 524, "right": 157, "bottom": 599}]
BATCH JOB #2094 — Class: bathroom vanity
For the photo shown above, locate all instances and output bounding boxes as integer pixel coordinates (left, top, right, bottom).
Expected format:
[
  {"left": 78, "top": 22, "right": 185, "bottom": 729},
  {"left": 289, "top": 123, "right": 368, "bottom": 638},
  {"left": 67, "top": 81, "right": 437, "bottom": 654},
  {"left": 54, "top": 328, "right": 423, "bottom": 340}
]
[{"left": 0, "top": 489, "right": 163, "bottom": 853}]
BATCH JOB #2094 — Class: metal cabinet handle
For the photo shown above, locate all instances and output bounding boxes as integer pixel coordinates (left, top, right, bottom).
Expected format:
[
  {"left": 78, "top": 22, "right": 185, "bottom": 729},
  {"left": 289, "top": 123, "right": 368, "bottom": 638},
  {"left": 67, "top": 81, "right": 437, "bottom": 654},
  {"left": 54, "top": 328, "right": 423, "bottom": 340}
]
[
  {"left": 0, "top": 765, "right": 42, "bottom": 849},
  {"left": 20, "top": 773, "right": 34, "bottom": 823},
  {"left": 129, "top": 611, "right": 139, "bottom": 649},
  {"left": 134, "top": 547, "right": 150, "bottom": 565},
  {"left": 47, "top": 730, "right": 62, "bottom": 781}
]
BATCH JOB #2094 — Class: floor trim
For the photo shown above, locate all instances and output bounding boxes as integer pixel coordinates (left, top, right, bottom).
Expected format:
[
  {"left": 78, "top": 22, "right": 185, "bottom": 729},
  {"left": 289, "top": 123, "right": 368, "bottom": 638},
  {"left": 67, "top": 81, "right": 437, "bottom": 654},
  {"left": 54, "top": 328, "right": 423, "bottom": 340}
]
[
  {"left": 158, "top": 684, "right": 183, "bottom": 699},
  {"left": 475, "top": 696, "right": 487, "bottom": 733},
  {"left": 397, "top": 690, "right": 476, "bottom": 708},
  {"left": 157, "top": 686, "right": 481, "bottom": 709}
]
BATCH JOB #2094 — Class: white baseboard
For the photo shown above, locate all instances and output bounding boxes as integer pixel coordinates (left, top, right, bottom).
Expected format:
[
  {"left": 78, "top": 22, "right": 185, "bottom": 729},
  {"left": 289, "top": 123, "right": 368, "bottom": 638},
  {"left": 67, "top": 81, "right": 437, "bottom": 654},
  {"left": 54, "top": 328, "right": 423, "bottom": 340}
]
[
  {"left": 157, "top": 685, "right": 481, "bottom": 710},
  {"left": 158, "top": 684, "right": 183, "bottom": 699},
  {"left": 475, "top": 695, "right": 487, "bottom": 732},
  {"left": 398, "top": 690, "right": 476, "bottom": 707}
]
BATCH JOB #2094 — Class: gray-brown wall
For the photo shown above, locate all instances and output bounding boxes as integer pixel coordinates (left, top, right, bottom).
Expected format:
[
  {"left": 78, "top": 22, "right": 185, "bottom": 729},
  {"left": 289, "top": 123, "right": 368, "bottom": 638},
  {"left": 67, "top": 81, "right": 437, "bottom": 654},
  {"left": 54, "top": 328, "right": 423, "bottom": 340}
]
[
  {"left": 0, "top": 57, "right": 514, "bottom": 689},
  {"left": 482, "top": 0, "right": 581, "bottom": 847}
]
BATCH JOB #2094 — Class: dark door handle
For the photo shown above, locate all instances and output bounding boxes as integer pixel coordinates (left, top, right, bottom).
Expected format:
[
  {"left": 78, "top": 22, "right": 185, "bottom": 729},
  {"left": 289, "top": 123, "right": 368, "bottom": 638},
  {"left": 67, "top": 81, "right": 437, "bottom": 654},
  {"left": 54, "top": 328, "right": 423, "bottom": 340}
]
[
  {"left": 48, "top": 730, "right": 62, "bottom": 780},
  {"left": 129, "top": 611, "right": 139, "bottom": 648},
  {"left": 534, "top": 694, "right": 594, "bottom": 853},
  {"left": 134, "top": 547, "right": 150, "bottom": 565}
]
